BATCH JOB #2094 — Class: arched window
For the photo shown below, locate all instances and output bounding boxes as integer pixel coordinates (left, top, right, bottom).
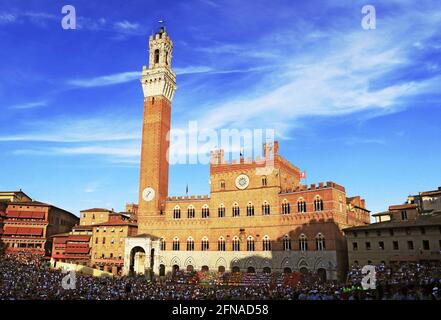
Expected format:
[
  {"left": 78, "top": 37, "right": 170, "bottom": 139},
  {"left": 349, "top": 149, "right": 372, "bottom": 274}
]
[
  {"left": 187, "top": 205, "right": 195, "bottom": 219},
  {"left": 282, "top": 200, "right": 290, "bottom": 215},
  {"left": 218, "top": 204, "right": 225, "bottom": 217},
  {"left": 232, "top": 236, "right": 240, "bottom": 251},
  {"left": 187, "top": 236, "right": 194, "bottom": 251},
  {"left": 316, "top": 233, "right": 326, "bottom": 251},
  {"left": 160, "top": 238, "right": 166, "bottom": 251},
  {"left": 201, "top": 237, "right": 209, "bottom": 251},
  {"left": 297, "top": 198, "right": 307, "bottom": 213},
  {"left": 262, "top": 235, "right": 271, "bottom": 251},
  {"left": 232, "top": 203, "right": 240, "bottom": 217},
  {"left": 220, "top": 180, "right": 225, "bottom": 190},
  {"left": 165, "top": 51, "right": 169, "bottom": 65},
  {"left": 247, "top": 236, "right": 255, "bottom": 251},
  {"left": 218, "top": 236, "right": 226, "bottom": 251},
  {"left": 173, "top": 206, "right": 181, "bottom": 219},
  {"left": 314, "top": 196, "right": 324, "bottom": 211},
  {"left": 283, "top": 235, "right": 291, "bottom": 251},
  {"left": 246, "top": 202, "right": 254, "bottom": 216},
  {"left": 172, "top": 237, "right": 180, "bottom": 251},
  {"left": 202, "top": 204, "right": 209, "bottom": 218},
  {"left": 154, "top": 49, "right": 160, "bottom": 64},
  {"left": 262, "top": 201, "right": 270, "bottom": 215},
  {"left": 262, "top": 176, "right": 267, "bottom": 186},
  {"left": 299, "top": 234, "right": 308, "bottom": 251}
]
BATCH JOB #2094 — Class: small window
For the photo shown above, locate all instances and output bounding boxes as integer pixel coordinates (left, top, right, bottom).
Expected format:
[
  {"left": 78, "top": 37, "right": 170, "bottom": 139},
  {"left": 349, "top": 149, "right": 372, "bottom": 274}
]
[
  {"left": 314, "top": 197, "right": 324, "bottom": 211},
  {"left": 232, "top": 237, "right": 240, "bottom": 251},
  {"left": 262, "top": 235, "right": 271, "bottom": 251},
  {"left": 393, "top": 241, "right": 399, "bottom": 250},
  {"left": 220, "top": 180, "right": 225, "bottom": 190},
  {"left": 232, "top": 203, "right": 240, "bottom": 217},
  {"left": 262, "top": 176, "right": 267, "bottom": 186},
  {"left": 379, "top": 241, "right": 384, "bottom": 250},
  {"left": 352, "top": 242, "right": 358, "bottom": 251},
  {"left": 282, "top": 201, "right": 290, "bottom": 215},
  {"left": 187, "top": 206, "right": 195, "bottom": 219},
  {"left": 218, "top": 237, "right": 226, "bottom": 251},
  {"left": 246, "top": 203, "right": 255, "bottom": 216},
  {"left": 202, "top": 205, "right": 210, "bottom": 218},
  {"left": 154, "top": 49, "right": 160, "bottom": 64},
  {"left": 365, "top": 242, "right": 371, "bottom": 250},
  {"left": 218, "top": 204, "right": 225, "bottom": 218},
  {"left": 173, "top": 207, "right": 181, "bottom": 219},
  {"left": 407, "top": 240, "right": 414, "bottom": 250},
  {"left": 422, "top": 240, "right": 430, "bottom": 250},
  {"left": 299, "top": 234, "right": 308, "bottom": 251},
  {"left": 247, "top": 236, "right": 255, "bottom": 251},
  {"left": 201, "top": 237, "right": 209, "bottom": 251},
  {"left": 172, "top": 237, "right": 180, "bottom": 251},
  {"left": 401, "top": 210, "right": 408, "bottom": 220}
]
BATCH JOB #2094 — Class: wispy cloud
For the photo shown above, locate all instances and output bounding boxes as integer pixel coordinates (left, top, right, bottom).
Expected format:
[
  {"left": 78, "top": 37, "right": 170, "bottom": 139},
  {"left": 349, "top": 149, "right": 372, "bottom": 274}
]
[
  {"left": 0, "top": 13, "right": 17, "bottom": 24},
  {"left": 114, "top": 20, "right": 139, "bottom": 31},
  {"left": 184, "top": 8, "right": 441, "bottom": 137},
  {"left": 8, "top": 101, "right": 47, "bottom": 110},
  {"left": 67, "top": 71, "right": 140, "bottom": 88},
  {"left": 0, "top": 117, "right": 140, "bottom": 143}
]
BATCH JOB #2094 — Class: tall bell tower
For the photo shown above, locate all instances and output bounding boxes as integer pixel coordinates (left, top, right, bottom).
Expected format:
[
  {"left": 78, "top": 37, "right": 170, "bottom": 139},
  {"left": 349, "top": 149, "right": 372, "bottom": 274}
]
[{"left": 137, "top": 26, "right": 176, "bottom": 229}]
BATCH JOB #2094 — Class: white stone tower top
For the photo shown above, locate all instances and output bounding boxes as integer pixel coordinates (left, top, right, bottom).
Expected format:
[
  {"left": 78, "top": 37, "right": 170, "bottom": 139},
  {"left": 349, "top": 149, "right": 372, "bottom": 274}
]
[{"left": 141, "top": 26, "right": 176, "bottom": 102}]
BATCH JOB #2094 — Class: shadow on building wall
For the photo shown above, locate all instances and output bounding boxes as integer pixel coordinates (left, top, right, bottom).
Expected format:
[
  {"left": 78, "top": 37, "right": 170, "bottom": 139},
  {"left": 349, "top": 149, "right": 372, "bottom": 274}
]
[{"left": 223, "top": 219, "right": 348, "bottom": 281}]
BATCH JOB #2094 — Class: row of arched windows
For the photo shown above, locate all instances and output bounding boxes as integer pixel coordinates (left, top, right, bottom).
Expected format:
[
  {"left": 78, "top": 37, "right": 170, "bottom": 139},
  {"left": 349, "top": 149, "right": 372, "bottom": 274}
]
[
  {"left": 171, "top": 197, "right": 325, "bottom": 219},
  {"left": 163, "top": 234, "right": 326, "bottom": 252}
]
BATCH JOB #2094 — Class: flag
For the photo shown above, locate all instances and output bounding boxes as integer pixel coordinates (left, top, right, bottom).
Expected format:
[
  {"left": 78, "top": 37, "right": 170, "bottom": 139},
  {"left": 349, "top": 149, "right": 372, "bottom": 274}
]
[{"left": 300, "top": 171, "right": 306, "bottom": 179}]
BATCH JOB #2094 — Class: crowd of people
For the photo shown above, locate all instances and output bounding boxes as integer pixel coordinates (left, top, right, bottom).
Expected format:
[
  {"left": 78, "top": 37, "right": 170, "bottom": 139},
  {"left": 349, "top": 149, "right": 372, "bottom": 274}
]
[{"left": 0, "top": 252, "right": 440, "bottom": 300}]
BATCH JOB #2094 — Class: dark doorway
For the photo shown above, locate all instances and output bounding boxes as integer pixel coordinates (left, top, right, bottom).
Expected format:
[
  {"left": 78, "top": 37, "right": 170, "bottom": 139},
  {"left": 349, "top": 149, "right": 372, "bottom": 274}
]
[
  {"left": 247, "top": 266, "right": 255, "bottom": 273},
  {"left": 159, "top": 264, "right": 165, "bottom": 277},
  {"left": 317, "top": 268, "right": 327, "bottom": 282}
]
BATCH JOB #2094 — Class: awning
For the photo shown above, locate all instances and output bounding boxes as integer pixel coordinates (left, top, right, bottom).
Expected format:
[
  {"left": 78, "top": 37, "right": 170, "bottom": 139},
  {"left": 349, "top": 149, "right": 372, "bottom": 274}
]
[
  {"left": 3, "top": 226, "right": 44, "bottom": 236},
  {"left": 67, "top": 235, "right": 91, "bottom": 242},
  {"left": 6, "top": 211, "right": 45, "bottom": 219},
  {"left": 65, "top": 247, "right": 90, "bottom": 254}
]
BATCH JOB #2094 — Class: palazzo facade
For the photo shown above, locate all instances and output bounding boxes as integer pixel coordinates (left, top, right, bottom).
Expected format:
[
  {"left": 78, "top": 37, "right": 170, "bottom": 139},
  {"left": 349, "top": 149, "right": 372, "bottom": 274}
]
[{"left": 124, "top": 27, "right": 370, "bottom": 281}]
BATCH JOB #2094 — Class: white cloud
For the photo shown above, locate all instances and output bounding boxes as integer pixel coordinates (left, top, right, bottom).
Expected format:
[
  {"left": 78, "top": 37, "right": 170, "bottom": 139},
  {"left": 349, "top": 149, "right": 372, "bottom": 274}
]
[
  {"left": 67, "top": 71, "right": 140, "bottom": 88},
  {"left": 0, "top": 13, "right": 17, "bottom": 24},
  {"left": 114, "top": 20, "right": 140, "bottom": 31},
  {"left": 8, "top": 101, "right": 47, "bottom": 110},
  {"left": 0, "top": 116, "right": 140, "bottom": 143}
]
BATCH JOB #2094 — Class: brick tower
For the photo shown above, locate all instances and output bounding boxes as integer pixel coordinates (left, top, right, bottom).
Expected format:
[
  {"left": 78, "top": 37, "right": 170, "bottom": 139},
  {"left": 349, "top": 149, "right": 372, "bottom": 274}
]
[{"left": 137, "top": 26, "right": 176, "bottom": 230}]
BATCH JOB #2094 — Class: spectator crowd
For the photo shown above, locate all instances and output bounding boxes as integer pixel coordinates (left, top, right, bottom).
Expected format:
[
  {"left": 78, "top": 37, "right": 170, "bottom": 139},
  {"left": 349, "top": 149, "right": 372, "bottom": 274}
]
[{"left": 1, "top": 252, "right": 440, "bottom": 300}]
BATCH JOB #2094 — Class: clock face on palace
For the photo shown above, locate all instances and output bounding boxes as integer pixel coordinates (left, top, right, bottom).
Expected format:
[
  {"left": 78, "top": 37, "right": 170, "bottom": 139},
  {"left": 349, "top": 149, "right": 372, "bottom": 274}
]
[
  {"left": 142, "top": 187, "right": 155, "bottom": 202},
  {"left": 235, "top": 174, "right": 250, "bottom": 190}
]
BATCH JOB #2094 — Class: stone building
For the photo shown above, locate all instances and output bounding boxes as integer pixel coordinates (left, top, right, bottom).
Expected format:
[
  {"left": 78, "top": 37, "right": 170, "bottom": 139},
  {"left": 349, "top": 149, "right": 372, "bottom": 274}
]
[
  {"left": 51, "top": 225, "right": 92, "bottom": 264},
  {"left": 344, "top": 186, "right": 441, "bottom": 266},
  {"left": 123, "top": 27, "right": 370, "bottom": 281},
  {"left": 0, "top": 191, "right": 78, "bottom": 256},
  {"left": 79, "top": 208, "right": 115, "bottom": 226},
  {"left": 91, "top": 213, "right": 137, "bottom": 275}
]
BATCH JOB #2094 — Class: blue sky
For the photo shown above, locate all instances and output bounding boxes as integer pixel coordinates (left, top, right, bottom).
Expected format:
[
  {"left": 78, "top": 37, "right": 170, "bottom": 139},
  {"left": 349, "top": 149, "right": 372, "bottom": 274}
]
[{"left": 0, "top": 0, "right": 440, "bottom": 216}]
